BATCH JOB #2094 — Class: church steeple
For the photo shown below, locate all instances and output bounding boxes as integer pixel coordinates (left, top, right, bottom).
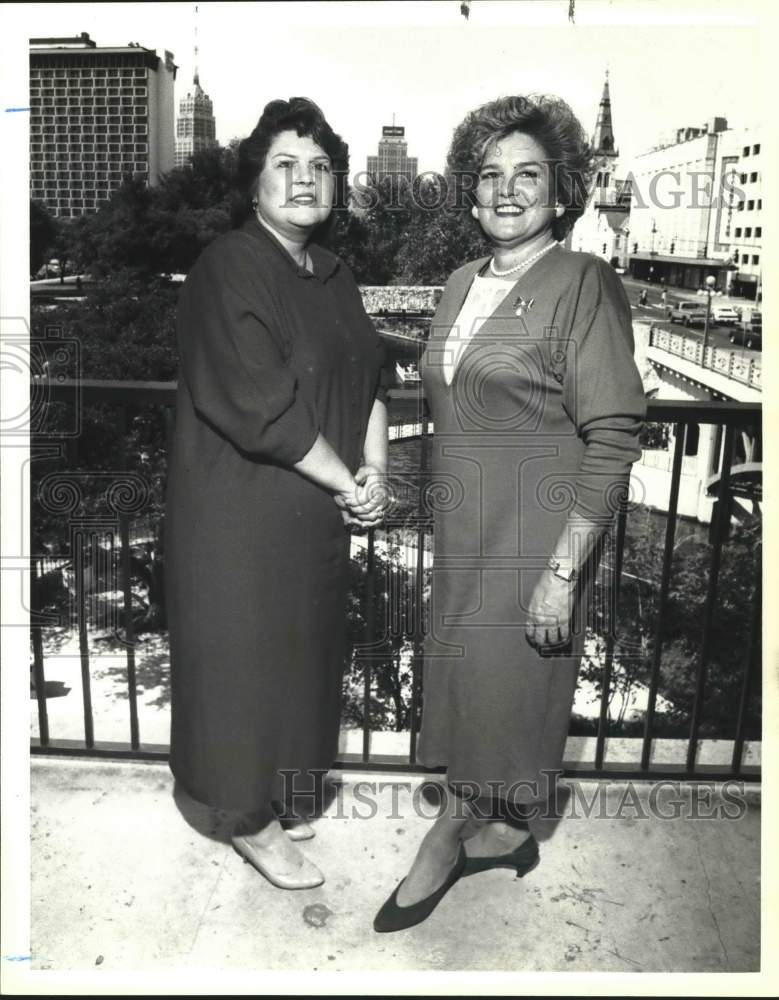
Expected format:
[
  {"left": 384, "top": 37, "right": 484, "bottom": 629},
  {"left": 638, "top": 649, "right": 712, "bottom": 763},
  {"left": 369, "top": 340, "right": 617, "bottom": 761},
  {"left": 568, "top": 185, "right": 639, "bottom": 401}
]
[{"left": 592, "top": 70, "right": 618, "bottom": 159}]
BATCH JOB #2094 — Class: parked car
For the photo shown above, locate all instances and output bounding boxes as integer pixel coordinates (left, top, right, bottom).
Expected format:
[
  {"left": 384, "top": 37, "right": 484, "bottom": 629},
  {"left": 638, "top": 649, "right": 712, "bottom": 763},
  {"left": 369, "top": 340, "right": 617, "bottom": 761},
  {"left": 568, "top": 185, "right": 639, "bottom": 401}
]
[
  {"left": 669, "top": 301, "right": 707, "bottom": 327},
  {"left": 711, "top": 305, "right": 740, "bottom": 326},
  {"left": 729, "top": 326, "right": 762, "bottom": 351}
]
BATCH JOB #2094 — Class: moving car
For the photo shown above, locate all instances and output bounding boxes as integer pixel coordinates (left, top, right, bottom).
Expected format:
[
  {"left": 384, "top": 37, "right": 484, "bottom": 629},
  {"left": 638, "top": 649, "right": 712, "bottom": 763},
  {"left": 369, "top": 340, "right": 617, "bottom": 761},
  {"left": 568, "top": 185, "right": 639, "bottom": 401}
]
[{"left": 669, "top": 301, "right": 707, "bottom": 327}]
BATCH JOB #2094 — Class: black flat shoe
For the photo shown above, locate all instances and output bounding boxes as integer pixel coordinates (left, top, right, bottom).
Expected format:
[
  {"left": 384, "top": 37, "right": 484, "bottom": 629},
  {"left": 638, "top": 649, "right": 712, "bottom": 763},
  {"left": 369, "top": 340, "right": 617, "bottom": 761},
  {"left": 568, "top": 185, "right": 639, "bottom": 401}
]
[
  {"left": 373, "top": 842, "right": 467, "bottom": 933},
  {"left": 462, "top": 832, "right": 540, "bottom": 877}
]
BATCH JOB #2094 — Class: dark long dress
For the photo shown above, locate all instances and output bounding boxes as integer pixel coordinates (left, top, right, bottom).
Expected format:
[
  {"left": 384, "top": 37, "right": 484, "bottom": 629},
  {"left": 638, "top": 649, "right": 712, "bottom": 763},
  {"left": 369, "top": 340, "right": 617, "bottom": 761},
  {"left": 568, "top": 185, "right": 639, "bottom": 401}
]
[
  {"left": 165, "top": 217, "right": 384, "bottom": 813},
  {"left": 416, "top": 246, "right": 646, "bottom": 806}
]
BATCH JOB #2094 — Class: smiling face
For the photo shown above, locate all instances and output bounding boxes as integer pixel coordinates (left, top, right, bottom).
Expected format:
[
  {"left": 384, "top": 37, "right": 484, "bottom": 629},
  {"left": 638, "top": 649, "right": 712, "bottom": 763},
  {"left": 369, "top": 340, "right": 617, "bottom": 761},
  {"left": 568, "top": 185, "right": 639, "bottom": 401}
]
[
  {"left": 473, "top": 131, "right": 560, "bottom": 249},
  {"left": 254, "top": 129, "right": 335, "bottom": 242}
]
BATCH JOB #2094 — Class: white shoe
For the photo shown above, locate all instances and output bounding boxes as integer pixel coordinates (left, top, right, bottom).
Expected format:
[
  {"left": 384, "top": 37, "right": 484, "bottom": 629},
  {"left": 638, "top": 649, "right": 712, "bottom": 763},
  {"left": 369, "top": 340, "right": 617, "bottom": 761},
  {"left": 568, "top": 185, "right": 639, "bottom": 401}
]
[{"left": 231, "top": 833, "right": 324, "bottom": 890}]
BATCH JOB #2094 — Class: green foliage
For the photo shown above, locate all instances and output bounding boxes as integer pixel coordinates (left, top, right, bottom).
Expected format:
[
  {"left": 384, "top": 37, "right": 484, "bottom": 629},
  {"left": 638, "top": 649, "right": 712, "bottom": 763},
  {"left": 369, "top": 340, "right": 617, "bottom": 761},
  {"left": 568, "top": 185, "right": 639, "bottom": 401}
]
[
  {"left": 329, "top": 173, "right": 487, "bottom": 285},
  {"left": 30, "top": 199, "right": 58, "bottom": 275},
  {"left": 65, "top": 145, "right": 237, "bottom": 278},
  {"left": 580, "top": 506, "right": 761, "bottom": 739}
]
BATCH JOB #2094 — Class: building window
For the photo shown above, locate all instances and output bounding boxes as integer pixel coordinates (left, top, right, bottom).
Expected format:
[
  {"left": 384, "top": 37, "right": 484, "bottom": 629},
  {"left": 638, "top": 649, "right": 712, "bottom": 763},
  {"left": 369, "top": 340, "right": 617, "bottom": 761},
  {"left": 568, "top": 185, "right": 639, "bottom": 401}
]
[
  {"left": 750, "top": 171, "right": 758, "bottom": 182},
  {"left": 747, "top": 200, "right": 754, "bottom": 210},
  {"left": 753, "top": 143, "right": 760, "bottom": 154},
  {"left": 757, "top": 199, "right": 762, "bottom": 209},
  {"left": 742, "top": 145, "right": 750, "bottom": 156},
  {"left": 745, "top": 227, "right": 752, "bottom": 237},
  {"left": 737, "top": 200, "right": 744, "bottom": 211},
  {"left": 755, "top": 226, "right": 762, "bottom": 237},
  {"left": 733, "top": 251, "right": 739, "bottom": 263},
  {"left": 752, "top": 255, "right": 759, "bottom": 265},
  {"left": 735, "top": 227, "right": 742, "bottom": 237},
  {"left": 739, "top": 172, "right": 747, "bottom": 184}
]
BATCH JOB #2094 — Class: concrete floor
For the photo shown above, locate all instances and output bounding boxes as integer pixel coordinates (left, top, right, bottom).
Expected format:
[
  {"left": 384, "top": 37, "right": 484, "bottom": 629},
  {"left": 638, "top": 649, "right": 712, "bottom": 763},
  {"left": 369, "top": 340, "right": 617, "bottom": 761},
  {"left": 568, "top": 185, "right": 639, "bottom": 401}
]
[{"left": 27, "top": 757, "right": 760, "bottom": 975}]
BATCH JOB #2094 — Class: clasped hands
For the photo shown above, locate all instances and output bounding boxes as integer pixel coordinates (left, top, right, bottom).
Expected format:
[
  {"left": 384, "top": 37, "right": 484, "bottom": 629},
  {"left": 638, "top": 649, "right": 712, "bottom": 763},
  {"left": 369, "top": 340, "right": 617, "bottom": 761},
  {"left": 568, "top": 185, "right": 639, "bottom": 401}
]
[{"left": 334, "top": 464, "right": 392, "bottom": 529}]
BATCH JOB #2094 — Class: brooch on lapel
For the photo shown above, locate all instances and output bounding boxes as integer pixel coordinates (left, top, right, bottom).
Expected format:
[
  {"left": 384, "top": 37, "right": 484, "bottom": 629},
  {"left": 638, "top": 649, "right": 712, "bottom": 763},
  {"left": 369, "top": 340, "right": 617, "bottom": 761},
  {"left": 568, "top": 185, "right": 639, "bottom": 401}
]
[{"left": 513, "top": 295, "right": 535, "bottom": 318}]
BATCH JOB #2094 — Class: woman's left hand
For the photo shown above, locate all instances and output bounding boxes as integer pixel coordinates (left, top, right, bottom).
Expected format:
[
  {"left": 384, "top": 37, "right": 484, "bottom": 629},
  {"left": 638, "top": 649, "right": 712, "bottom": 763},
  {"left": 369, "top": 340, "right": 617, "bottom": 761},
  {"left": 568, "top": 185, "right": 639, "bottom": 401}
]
[{"left": 525, "top": 570, "right": 576, "bottom": 655}]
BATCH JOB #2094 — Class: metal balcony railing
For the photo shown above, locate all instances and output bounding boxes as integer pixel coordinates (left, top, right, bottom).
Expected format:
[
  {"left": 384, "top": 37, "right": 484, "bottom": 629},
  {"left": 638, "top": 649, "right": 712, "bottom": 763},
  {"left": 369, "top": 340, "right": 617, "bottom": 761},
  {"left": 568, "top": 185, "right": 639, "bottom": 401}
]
[{"left": 28, "top": 379, "right": 762, "bottom": 782}]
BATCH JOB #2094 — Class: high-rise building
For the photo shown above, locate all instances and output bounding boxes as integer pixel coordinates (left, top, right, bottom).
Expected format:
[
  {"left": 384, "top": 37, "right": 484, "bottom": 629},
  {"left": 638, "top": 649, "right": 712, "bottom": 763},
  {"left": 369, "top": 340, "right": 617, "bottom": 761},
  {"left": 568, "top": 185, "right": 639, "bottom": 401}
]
[
  {"left": 366, "top": 124, "right": 418, "bottom": 183},
  {"left": 174, "top": 72, "right": 217, "bottom": 168},
  {"left": 29, "top": 32, "right": 177, "bottom": 218},
  {"left": 625, "top": 116, "right": 763, "bottom": 294},
  {"left": 174, "top": 9, "right": 217, "bottom": 168}
]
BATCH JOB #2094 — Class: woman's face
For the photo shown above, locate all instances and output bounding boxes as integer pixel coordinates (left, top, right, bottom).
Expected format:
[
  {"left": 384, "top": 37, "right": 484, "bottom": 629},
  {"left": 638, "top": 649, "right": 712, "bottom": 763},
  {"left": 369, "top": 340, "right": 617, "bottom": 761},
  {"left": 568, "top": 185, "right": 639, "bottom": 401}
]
[
  {"left": 254, "top": 129, "right": 335, "bottom": 241},
  {"left": 474, "top": 131, "right": 559, "bottom": 248}
]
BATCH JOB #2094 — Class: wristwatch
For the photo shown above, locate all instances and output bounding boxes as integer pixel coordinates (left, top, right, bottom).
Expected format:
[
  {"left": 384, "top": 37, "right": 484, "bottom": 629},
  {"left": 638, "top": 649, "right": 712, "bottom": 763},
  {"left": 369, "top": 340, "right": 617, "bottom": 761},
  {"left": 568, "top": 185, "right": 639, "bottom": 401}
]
[{"left": 547, "top": 555, "right": 578, "bottom": 583}]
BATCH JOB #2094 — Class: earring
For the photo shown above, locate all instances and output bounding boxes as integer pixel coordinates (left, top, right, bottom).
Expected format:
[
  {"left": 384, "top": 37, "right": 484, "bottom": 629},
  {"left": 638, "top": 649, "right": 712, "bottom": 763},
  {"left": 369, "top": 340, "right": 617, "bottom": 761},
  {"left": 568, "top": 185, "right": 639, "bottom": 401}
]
[
  {"left": 555, "top": 204, "right": 565, "bottom": 218},
  {"left": 471, "top": 204, "right": 479, "bottom": 219},
  {"left": 251, "top": 199, "right": 259, "bottom": 210}
]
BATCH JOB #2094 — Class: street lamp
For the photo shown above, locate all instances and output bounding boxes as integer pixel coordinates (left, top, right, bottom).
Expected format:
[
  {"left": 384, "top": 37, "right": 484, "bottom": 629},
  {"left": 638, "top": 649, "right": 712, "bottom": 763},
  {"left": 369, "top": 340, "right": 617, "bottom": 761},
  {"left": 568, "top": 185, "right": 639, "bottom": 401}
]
[{"left": 701, "top": 274, "right": 717, "bottom": 361}]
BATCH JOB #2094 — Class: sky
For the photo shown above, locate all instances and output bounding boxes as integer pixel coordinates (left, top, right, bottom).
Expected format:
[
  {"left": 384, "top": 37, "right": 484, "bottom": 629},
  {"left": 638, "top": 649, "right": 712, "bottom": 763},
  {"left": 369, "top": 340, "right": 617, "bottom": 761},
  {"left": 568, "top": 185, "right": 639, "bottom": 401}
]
[{"left": 7, "top": 0, "right": 768, "bottom": 176}]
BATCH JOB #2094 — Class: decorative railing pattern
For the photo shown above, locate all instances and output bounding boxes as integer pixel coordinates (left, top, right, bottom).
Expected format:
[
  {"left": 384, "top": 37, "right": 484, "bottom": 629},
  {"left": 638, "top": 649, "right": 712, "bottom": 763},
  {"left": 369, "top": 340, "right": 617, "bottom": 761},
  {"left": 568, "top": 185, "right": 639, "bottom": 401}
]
[
  {"left": 359, "top": 286, "right": 443, "bottom": 315},
  {"left": 649, "top": 327, "right": 761, "bottom": 390}
]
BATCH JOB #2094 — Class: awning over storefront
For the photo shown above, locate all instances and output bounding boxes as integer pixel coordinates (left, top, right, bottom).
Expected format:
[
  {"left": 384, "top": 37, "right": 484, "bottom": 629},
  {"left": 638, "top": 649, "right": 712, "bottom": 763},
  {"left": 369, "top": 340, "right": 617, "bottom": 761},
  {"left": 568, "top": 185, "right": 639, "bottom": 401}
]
[{"left": 630, "top": 252, "right": 736, "bottom": 270}]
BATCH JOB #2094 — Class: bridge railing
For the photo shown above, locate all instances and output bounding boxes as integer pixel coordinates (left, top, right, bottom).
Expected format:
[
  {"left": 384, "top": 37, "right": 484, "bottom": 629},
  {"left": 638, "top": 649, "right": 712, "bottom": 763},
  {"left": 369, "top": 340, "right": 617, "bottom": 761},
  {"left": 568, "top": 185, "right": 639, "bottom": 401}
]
[{"left": 649, "top": 326, "right": 761, "bottom": 390}]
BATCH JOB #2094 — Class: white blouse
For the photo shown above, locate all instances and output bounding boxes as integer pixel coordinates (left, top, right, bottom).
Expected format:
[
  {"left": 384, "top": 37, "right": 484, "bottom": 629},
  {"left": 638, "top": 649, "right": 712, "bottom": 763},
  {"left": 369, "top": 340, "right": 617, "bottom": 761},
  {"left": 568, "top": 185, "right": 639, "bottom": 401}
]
[{"left": 441, "top": 273, "right": 514, "bottom": 386}]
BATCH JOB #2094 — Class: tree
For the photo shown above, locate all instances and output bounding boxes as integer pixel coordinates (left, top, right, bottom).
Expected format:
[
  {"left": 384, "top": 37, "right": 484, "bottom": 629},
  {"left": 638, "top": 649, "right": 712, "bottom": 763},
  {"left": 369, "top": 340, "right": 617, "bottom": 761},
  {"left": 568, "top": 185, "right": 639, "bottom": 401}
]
[
  {"left": 30, "top": 199, "right": 58, "bottom": 276},
  {"left": 65, "top": 145, "right": 238, "bottom": 278}
]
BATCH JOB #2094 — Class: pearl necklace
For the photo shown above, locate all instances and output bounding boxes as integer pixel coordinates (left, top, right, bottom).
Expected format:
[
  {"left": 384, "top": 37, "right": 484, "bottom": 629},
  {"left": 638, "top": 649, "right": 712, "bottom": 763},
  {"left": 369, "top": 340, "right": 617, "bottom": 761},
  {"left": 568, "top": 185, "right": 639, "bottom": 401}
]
[{"left": 489, "top": 240, "right": 556, "bottom": 278}]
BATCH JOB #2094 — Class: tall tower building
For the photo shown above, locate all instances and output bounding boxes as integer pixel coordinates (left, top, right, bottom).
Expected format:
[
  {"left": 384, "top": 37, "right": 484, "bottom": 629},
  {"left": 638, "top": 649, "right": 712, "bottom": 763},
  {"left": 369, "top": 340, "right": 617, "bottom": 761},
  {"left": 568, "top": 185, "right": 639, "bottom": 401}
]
[
  {"left": 175, "top": 9, "right": 217, "bottom": 167},
  {"left": 29, "top": 33, "right": 177, "bottom": 218},
  {"left": 366, "top": 123, "right": 418, "bottom": 183},
  {"left": 175, "top": 75, "right": 217, "bottom": 167}
]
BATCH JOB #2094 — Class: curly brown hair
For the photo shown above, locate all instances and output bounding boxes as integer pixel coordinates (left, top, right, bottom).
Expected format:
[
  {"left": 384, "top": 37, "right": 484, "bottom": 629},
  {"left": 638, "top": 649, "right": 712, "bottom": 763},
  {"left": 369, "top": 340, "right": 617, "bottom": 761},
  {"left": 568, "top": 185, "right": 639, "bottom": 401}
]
[{"left": 447, "top": 94, "right": 595, "bottom": 240}]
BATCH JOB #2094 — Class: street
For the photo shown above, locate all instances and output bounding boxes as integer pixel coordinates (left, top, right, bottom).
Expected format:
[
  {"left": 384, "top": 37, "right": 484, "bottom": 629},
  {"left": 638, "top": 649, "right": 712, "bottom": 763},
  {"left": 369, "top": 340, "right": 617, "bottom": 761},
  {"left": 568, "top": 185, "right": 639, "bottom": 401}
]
[{"left": 619, "top": 273, "right": 760, "bottom": 354}]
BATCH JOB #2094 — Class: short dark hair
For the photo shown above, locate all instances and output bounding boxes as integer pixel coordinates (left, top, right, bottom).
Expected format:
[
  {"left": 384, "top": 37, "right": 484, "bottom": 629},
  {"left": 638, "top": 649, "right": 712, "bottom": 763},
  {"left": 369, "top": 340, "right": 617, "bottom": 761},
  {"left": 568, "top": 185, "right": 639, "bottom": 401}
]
[
  {"left": 232, "top": 97, "right": 350, "bottom": 227},
  {"left": 446, "top": 94, "right": 595, "bottom": 240}
]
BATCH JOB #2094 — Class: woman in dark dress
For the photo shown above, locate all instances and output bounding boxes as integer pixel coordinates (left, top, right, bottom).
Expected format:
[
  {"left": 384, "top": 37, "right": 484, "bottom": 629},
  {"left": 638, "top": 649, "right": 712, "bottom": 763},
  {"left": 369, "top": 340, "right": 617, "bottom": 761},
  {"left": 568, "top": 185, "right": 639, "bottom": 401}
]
[
  {"left": 374, "top": 95, "right": 646, "bottom": 931},
  {"left": 166, "top": 98, "right": 388, "bottom": 890}
]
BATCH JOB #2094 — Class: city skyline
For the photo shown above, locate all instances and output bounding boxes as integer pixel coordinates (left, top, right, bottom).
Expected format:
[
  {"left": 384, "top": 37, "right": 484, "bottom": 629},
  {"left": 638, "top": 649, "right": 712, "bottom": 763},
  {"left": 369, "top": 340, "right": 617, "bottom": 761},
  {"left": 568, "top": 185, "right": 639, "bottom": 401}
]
[{"left": 5, "top": 1, "right": 766, "bottom": 179}]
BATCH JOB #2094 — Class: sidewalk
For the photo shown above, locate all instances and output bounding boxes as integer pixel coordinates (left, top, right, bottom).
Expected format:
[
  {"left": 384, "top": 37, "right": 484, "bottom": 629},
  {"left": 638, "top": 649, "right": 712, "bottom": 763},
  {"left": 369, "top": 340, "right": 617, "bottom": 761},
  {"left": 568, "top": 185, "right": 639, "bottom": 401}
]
[{"left": 26, "top": 757, "right": 760, "bottom": 974}]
